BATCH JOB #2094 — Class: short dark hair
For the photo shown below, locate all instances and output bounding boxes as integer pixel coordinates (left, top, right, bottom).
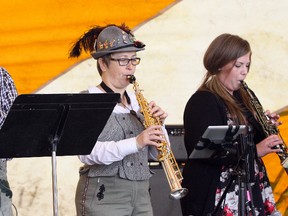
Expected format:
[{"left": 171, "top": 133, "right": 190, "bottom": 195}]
[{"left": 97, "top": 55, "right": 111, "bottom": 76}]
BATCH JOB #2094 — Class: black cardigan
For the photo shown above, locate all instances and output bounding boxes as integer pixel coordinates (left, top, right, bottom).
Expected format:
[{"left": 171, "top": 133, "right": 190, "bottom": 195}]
[{"left": 180, "top": 90, "right": 264, "bottom": 216}]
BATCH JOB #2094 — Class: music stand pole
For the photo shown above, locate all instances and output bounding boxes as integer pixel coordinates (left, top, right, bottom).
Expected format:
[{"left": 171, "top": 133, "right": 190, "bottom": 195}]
[
  {"left": 49, "top": 104, "right": 70, "bottom": 216},
  {"left": 52, "top": 138, "right": 59, "bottom": 216},
  {"left": 239, "top": 126, "right": 256, "bottom": 216},
  {"left": 238, "top": 172, "right": 246, "bottom": 216}
]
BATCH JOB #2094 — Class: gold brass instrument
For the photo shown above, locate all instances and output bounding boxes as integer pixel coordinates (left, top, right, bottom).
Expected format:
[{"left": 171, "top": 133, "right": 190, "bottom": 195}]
[
  {"left": 128, "top": 75, "right": 188, "bottom": 199},
  {"left": 241, "top": 81, "right": 288, "bottom": 173}
]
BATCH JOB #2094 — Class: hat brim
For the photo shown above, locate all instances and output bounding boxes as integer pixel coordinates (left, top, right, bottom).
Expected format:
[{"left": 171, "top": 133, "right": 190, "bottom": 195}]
[{"left": 91, "top": 46, "right": 144, "bottom": 59}]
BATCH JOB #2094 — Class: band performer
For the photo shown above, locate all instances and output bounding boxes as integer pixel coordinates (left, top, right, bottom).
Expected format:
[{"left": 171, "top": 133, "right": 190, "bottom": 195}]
[
  {"left": 0, "top": 67, "right": 18, "bottom": 216},
  {"left": 180, "top": 34, "right": 282, "bottom": 216},
  {"left": 69, "top": 24, "right": 168, "bottom": 216}
]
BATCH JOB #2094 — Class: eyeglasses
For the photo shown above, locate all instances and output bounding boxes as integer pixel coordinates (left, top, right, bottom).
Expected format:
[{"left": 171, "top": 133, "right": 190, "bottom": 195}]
[{"left": 110, "top": 57, "right": 141, "bottom": 66}]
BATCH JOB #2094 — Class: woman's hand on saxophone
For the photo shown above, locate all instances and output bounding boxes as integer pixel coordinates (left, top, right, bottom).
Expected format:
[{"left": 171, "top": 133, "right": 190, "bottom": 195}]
[
  {"left": 256, "top": 134, "right": 283, "bottom": 157},
  {"left": 136, "top": 125, "right": 166, "bottom": 150},
  {"left": 148, "top": 101, "right": 168, "bottom": 124},
  {"left": 265, "top": 110, "right": 282, "bottom": 126}
]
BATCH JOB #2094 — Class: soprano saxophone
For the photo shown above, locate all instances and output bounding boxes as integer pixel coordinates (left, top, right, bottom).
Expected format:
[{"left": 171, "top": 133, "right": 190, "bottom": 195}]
[
  {"left": 128, "top": 75, "right": 188, "bottom": 199},
  {"left": 241, "top": 81, "right": 288, "bottom": 173}
]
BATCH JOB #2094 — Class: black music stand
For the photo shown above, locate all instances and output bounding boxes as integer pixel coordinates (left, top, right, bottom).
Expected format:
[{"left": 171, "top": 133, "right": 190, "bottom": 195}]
[
  {"left": 208, "top": 125, "right": 257, "bottom": 216},
  {"left": 189, "top": 125, "right": 257, "bottom": 216},
  {"left": 0, "top": 93, "right": 120, "bottom": 216},
  {"left": 190, "top": 125, "right": 246, "bottom": 160}
]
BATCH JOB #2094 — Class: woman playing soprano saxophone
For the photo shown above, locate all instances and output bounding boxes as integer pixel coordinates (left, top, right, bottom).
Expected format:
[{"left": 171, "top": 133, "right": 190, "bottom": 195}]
[
  {"left": 69, "top": 24, "right": 168, "bottom": 216},
  {"left": 181, "top": 33, "right": 282, "bottom": 216}
]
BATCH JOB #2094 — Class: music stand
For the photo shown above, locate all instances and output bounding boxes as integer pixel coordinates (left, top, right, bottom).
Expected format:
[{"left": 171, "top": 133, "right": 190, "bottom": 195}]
[
  {"left": 190, "top": 125, "right": 247, "bottom": 159},
  {"left": 0, "top": 93, "right": 120, "bottom": 216},
  {"left": 189, "top": 125, "right": 257, "bottom": 216}
]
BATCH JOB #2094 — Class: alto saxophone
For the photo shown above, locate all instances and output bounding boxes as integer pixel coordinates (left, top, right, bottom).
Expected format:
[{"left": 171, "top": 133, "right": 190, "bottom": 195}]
[
  {"left": 128, "top": 75, "right": 188, "bottom": 199},
  {"left": 241, "top": 81, "right": 288, "bottom": 173}
]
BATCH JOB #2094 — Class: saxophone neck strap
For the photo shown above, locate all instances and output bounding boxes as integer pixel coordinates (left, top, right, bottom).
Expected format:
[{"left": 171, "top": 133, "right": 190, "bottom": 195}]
[{"left": 100, "top": 81, "right": 130, "bottom": 104}]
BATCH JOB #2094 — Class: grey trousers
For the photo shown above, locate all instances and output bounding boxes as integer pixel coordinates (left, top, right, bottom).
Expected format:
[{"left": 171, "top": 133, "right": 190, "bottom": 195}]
[
  {"left": 75, "top": 173, "right": 153, "bottom": 216},
  {"left": 0, "top": 190, "right": 13, "bottom": 216},
  {"left": 0, "top": 160, "right": 13, "bottom": 216}
]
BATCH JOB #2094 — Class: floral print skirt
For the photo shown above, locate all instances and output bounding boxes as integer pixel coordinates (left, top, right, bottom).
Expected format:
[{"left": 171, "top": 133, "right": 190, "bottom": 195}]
[{"left": 214, "top": 159, "right": 278, "bottom": 216}]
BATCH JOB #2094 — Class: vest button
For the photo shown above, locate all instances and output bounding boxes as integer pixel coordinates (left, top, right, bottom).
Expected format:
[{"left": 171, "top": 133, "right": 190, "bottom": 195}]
[{"left": 127, "top": 162, "right": 134, "bottom": 167}]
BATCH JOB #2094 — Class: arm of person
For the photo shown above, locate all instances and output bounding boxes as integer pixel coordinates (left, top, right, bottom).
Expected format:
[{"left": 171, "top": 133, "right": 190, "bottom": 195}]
[
  {"left": 184, "top": 91, "right": 238, "bottom": 165},
  {"left": 0, "top": 110, "right": 6, "bottom": 127},
  {"left": 0, "top": 68, "right": 18, "bottom": 129},
  {"left": 184, "top": 91, "right": 226, "bottom": 157},
  {"left": 0, "top": 68, "right": 18, "bottom": 162},
  {"left": 79, "top": 125, "right": 168, "bottom": 165},
  {"left": 78, "top": 138, "right": 139, "bottom": 165}
]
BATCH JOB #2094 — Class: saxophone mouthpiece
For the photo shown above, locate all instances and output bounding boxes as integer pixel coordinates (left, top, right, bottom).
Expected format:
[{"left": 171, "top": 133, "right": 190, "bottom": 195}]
[{"left": 127, "top": 75, "right": 136, "bottom": 84}]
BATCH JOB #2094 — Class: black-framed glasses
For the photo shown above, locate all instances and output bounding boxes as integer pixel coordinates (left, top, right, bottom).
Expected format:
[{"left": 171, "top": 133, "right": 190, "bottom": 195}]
[{"left": 110, "top": 57, "right": 141, "bottom": 66}]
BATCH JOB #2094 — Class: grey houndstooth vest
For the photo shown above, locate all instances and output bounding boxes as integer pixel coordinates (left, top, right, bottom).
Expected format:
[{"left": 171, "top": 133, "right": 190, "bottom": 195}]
[{"left": 85, "top": 112, "right": 153, "bottom": 180}]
